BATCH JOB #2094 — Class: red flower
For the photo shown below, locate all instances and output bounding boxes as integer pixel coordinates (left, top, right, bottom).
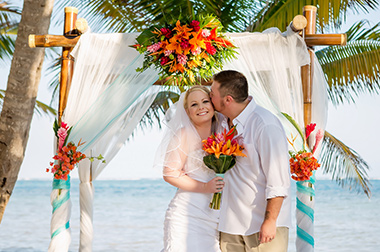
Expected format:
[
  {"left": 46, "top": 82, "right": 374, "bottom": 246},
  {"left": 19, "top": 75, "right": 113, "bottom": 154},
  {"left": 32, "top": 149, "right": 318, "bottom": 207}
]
[
  {"left": 206, "top": 43, "right": 217, "bottom": 55},
  {"left": 305, "top": 123, "right": 316, "bottom": 139},
  {"left": 180, "top": 39, "right": 190, "bottom": 49},
  {"left": 160, "top": 27, "right": 173, "bottom": 38},
  {"left": 160, "top": 56, "right": 170, "bottom": 66},
  {"left": 189, "top": 20, "right": 200, "bottom": 32}
]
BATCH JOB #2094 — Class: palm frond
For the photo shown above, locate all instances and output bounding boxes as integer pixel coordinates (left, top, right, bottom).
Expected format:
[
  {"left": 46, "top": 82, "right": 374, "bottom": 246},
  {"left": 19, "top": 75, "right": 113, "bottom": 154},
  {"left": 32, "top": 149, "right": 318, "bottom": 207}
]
[
  {"left": 138, "top": 89, "right": 180, "bottom": 130},
  {"left": 0, "top": 1, "right": 19, "bottom": 63},
  {"left": 316, "top": 21, "right": 380, "bottom": 105},
  {"left": 55, "top": 0, "right": 257, "bottom": 33},
  {"left": 44, "top": 55, "right": 61, "bottom": 107},
  {"left": 320, "top": 130, "right": 371, "bottom": 197},
  {"left": 247, "top": 0, "right": 379, "bottom": 33},
  {"left": 0, "top": 32, "right": 14, "bottom": 62},
  {"left": 34, "top": 100, "right": 57, "bottom": 117},
  {"left": 55, "top": 0, "right": 155, "bottom": 32}
]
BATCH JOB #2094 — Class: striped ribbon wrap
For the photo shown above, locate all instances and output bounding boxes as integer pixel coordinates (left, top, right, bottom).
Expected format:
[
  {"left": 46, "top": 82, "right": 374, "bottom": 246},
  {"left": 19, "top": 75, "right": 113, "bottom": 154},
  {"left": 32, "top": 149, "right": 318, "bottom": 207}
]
[{"left": 296, "top": 173, "right": 316, "bottom": 251}]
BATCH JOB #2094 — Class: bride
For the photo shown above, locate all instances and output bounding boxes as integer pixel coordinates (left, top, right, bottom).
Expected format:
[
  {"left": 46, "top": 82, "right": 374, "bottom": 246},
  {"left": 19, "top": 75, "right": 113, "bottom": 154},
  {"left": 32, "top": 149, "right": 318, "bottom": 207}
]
[{"left": 155, "top": 85, "right": 225, "bottom": 252}]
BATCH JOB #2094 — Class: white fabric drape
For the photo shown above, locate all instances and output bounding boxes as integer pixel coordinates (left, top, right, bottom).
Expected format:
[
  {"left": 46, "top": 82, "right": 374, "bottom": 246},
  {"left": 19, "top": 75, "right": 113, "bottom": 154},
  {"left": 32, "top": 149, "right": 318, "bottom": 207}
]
[{"left": 58, "top": 33, "right": 159, "bottom": 251}]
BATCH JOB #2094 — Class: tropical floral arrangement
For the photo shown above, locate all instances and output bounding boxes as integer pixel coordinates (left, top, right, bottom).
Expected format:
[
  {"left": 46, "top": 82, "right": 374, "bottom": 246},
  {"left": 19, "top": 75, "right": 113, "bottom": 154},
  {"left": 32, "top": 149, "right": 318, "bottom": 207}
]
[
  {"left": 133, "top": 14, "right": 237, "bottom": 85},
  {"left": 46, "top": 120, "right": 105, "bottom": 181},
  {"left": 202, "top": 125, "right": 246, "bottom": 209},
  {"left": 283, "top": 113, "right": 323, "bottom": 182}
]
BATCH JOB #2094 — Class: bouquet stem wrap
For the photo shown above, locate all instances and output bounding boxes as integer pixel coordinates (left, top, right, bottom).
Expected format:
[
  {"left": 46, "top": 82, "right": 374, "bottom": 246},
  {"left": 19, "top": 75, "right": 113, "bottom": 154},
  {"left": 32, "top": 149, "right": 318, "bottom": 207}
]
[
  {"left": 209, "top": 173, "right": 224, "bottom": 209},
  {"left": 203, "top": 154, "right": 236, "bottom": 210}
]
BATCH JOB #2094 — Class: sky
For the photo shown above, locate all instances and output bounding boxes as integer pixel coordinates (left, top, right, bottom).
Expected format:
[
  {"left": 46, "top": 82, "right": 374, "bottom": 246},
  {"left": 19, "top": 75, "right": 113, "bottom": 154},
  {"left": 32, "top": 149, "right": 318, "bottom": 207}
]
[{"left": 0, "top": 3, "right": 379, "bottom": 181}]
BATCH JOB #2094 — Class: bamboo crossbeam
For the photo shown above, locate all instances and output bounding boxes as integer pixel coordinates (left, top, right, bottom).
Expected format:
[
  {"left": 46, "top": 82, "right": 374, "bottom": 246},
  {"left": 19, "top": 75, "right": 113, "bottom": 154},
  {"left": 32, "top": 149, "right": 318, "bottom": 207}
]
[
  {"left": 305, "top": 34, "right": 347, "bottom": 46},
  {"left": 28, "top": 34, "right": 79, "bottom": 48},
  {"left": 301, "top": 5, "right": 316, "bottom": 128}
]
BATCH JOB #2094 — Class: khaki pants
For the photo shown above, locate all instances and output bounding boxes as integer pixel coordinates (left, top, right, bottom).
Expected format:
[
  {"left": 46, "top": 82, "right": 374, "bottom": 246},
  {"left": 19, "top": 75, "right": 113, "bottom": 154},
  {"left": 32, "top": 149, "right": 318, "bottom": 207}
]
[{"left": 220, "top": 227, "right": 289, "bottom": 252}]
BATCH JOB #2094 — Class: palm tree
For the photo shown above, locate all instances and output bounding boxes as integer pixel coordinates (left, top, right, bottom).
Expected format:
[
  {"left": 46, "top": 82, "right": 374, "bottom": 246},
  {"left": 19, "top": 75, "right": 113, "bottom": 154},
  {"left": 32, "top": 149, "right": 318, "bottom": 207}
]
[
  {"left": 0, "top": 0, "right": 55, "bottom": 223},
  {"left": 54, "top": 0, "right": 380, "bottom": 196},
  {"left": 0, "top": 1, "right": 57, "bottom": 115}
]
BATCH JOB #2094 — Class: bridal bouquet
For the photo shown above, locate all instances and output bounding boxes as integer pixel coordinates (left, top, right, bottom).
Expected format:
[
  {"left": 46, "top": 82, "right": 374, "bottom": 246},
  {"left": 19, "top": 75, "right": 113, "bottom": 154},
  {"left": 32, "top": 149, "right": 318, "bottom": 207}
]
[
  {"left": 133, "top": 14, "right": 236, "bottom": 85},
  {"left": 202, "top": 125, "right": 246, "bottom": 209},
  {"left": 47, "top": 120, "right": 105, "bottom": 180}
]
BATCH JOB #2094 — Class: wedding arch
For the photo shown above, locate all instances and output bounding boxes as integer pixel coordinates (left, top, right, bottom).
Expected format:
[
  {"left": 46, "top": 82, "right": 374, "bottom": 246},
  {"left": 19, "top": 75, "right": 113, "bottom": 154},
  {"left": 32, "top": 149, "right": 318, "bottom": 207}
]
[{"left": 29, "top": 6, "right": 346, "bottom": 252}]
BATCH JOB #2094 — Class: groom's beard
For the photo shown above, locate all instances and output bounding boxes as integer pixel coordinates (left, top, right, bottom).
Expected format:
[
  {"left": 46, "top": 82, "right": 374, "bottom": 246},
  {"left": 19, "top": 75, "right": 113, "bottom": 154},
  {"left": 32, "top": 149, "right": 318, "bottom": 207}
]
[{"left": 218, "top": 100, "right": 226, "bottom": 111}]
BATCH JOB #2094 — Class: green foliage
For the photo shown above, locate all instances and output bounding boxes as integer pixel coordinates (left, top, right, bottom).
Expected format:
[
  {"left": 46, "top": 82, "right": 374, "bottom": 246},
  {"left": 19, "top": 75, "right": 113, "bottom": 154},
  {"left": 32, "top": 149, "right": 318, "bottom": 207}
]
[
  {"left": 320, "top": 131, "right": 371, "bottom": 198},
  {"left": 317, "top": 20, "right": 380, "bottom": 105}
]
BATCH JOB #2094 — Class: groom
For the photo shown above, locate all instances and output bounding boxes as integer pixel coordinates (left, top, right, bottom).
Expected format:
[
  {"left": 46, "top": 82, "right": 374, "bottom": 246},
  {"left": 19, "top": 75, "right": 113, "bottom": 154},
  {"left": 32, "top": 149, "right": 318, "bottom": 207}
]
[{"left": 210, "top": 70, "right": 291, "bottom": 252}]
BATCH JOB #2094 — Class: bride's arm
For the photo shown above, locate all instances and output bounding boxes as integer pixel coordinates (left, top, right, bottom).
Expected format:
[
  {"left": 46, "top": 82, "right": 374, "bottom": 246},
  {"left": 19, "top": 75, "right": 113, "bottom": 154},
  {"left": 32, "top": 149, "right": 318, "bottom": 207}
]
[{"left": 164, "top": 175, "right": 224, "bottom": 193}]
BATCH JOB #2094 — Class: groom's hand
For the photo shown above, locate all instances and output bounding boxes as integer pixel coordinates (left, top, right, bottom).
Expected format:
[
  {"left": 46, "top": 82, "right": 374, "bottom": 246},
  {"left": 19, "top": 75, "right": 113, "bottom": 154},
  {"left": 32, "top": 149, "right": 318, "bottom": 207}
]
[{"left": 259, "top": 218, "right": 276, "bottom": 243}]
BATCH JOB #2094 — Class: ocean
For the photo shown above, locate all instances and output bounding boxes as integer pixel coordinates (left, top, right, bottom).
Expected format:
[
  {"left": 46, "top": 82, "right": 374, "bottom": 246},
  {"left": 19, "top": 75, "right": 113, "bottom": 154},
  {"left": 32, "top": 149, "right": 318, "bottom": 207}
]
[{"left": 0, "top": 179, "right": 379, "bottom": 252}]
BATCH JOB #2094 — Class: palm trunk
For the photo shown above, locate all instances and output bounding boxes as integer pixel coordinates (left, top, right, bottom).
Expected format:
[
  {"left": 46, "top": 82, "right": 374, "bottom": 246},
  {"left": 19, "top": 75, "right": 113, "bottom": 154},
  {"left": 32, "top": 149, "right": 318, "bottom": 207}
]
[{"left": 0, "top": 0, "right": 54, "bottom": 223}]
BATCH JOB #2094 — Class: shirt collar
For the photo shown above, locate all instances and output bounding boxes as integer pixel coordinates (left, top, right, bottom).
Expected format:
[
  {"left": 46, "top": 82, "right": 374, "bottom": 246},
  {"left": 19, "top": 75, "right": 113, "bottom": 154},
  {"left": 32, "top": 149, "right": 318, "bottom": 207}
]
[{"left": 232, "top": 96, "right": 257, "bottom": 133}]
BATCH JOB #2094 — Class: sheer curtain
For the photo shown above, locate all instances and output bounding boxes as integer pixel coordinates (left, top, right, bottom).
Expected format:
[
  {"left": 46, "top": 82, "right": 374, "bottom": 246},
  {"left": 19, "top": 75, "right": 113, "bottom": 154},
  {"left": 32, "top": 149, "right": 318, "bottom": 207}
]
[{"left": 48, "top": 32, "right": 159, "bottom": 252}]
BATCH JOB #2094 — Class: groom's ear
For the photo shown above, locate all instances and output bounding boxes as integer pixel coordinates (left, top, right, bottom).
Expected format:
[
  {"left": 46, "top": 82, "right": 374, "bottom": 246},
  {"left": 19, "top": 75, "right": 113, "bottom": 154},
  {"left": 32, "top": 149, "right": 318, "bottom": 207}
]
[{"left": 225, "top": 95, "right": 234, "bottom": 105}]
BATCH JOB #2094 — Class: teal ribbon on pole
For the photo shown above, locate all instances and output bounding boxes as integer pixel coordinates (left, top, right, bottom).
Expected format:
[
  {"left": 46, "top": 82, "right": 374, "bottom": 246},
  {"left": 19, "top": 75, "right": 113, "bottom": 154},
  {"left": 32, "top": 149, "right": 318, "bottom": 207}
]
[
  {"left": 297, "top": 226, "right": 315, "bottom": 247},
  {"left": 51, "top": 176, "right": 71, "bottom": 239},
  {"left": 296, "top": 173, "right": 316, "bottom": 249}
]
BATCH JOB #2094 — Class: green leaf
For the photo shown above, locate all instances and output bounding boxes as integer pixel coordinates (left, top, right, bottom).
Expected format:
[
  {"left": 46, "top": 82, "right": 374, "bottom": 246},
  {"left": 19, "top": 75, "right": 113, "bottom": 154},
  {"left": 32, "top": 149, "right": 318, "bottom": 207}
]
[
  {"left": 281, "top": 112, "right": 305, "bottom": 142},
  {"left": 53, "top": 119, "right": 59, "bottom": 137},
  {"left": 203, "top": 154, "right": 236, "bottom": 173}
]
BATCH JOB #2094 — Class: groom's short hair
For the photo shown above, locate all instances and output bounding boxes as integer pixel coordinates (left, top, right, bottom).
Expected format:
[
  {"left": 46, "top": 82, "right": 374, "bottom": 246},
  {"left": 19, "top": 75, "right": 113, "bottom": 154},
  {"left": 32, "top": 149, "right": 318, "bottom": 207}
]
[{"left": 213, "top": 70, "right": 248, "bottom": 103}]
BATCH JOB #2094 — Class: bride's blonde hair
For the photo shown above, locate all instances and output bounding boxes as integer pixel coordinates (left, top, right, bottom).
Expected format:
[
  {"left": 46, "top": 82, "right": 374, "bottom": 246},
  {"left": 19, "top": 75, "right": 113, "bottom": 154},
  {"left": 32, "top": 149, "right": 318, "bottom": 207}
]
[{"left": 183, "top": 85, "right": 211, "bottom": 109}]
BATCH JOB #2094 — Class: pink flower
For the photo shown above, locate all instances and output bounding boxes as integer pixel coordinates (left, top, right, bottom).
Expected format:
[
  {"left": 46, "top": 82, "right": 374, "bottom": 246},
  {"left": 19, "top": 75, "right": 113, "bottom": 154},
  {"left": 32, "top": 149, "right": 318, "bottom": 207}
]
[
  {"left": 160, "top": 56, "right": 170, "bottom": 66},
  {"left": 147, "top": 42, "right": 161, "bottom": 53},
  {"left": 58, "top": 127, "right": 68, "bottom": 151},
  {"left": 202, "top": 29, "right": 211, "bottom": 38},
  {"left": 305, "top": 123, "right": 316, "bottom": 139},
  {"left": 164, "top": 50, "right": 173, "bottom": 56},
  {"left": 189, "top": 20, "right": 200, "bottom": 32},
  {"left": 191, "top": 46, "right": 201, "bottom": 55},
  {"left": 177, "top": 54, "right": 187, "bottom": 65},
  {"left": 312, "top": 129, "right": 324, "bottom": 155},
  {"left": 215, "top": 133, "right": 224, "bottom": 144},
  {"left": 61, "top": 122, "right": 69, "bottom": 130}
]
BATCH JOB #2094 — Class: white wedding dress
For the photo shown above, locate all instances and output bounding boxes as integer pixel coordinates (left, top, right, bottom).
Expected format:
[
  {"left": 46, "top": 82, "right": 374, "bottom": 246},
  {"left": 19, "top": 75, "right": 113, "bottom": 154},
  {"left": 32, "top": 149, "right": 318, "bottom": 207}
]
[
  {"left": 162, "top": 148, "right": 221, "bottom": 252},
  {"left": 155, "top": 92, "right": 224, "bottom": 252}
]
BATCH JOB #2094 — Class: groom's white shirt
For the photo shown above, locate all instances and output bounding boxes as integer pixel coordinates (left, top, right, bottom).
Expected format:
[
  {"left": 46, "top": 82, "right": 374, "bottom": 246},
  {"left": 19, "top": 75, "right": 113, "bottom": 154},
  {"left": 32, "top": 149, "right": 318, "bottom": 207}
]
[{"left": 218, "top": 96, "right": 291, "bottom": 236}]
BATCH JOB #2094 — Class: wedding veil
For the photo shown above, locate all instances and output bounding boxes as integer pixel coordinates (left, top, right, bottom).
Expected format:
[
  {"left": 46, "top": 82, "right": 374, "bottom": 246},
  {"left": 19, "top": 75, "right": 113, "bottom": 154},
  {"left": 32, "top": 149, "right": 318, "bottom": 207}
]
[{"left": 154, "top": 90, "right": 219, "bottom": 178}]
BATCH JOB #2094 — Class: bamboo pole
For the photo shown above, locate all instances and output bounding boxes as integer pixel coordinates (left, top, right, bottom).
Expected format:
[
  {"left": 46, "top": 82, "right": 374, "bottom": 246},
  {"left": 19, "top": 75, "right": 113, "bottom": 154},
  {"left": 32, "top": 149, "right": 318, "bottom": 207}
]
[
  {"left": 58, "top": 7, "right": 78, "bottom": 125},
  {"left": 301, "top": 5, "right": 317, "bottom": 128}
]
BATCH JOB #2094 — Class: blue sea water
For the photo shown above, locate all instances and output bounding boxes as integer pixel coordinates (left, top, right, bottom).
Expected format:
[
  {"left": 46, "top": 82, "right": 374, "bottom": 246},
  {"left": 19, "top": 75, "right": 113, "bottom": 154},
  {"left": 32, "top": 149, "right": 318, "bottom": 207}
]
[{"left": 0, "top": 179, "right": 379, "bottom": 252}]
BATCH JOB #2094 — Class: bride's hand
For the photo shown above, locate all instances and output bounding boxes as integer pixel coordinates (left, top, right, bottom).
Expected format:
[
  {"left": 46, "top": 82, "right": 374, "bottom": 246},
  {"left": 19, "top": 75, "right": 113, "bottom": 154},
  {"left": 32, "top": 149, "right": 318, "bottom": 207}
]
[{"left": 204, "top": 177, "right": 225, "bottom": 193}]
